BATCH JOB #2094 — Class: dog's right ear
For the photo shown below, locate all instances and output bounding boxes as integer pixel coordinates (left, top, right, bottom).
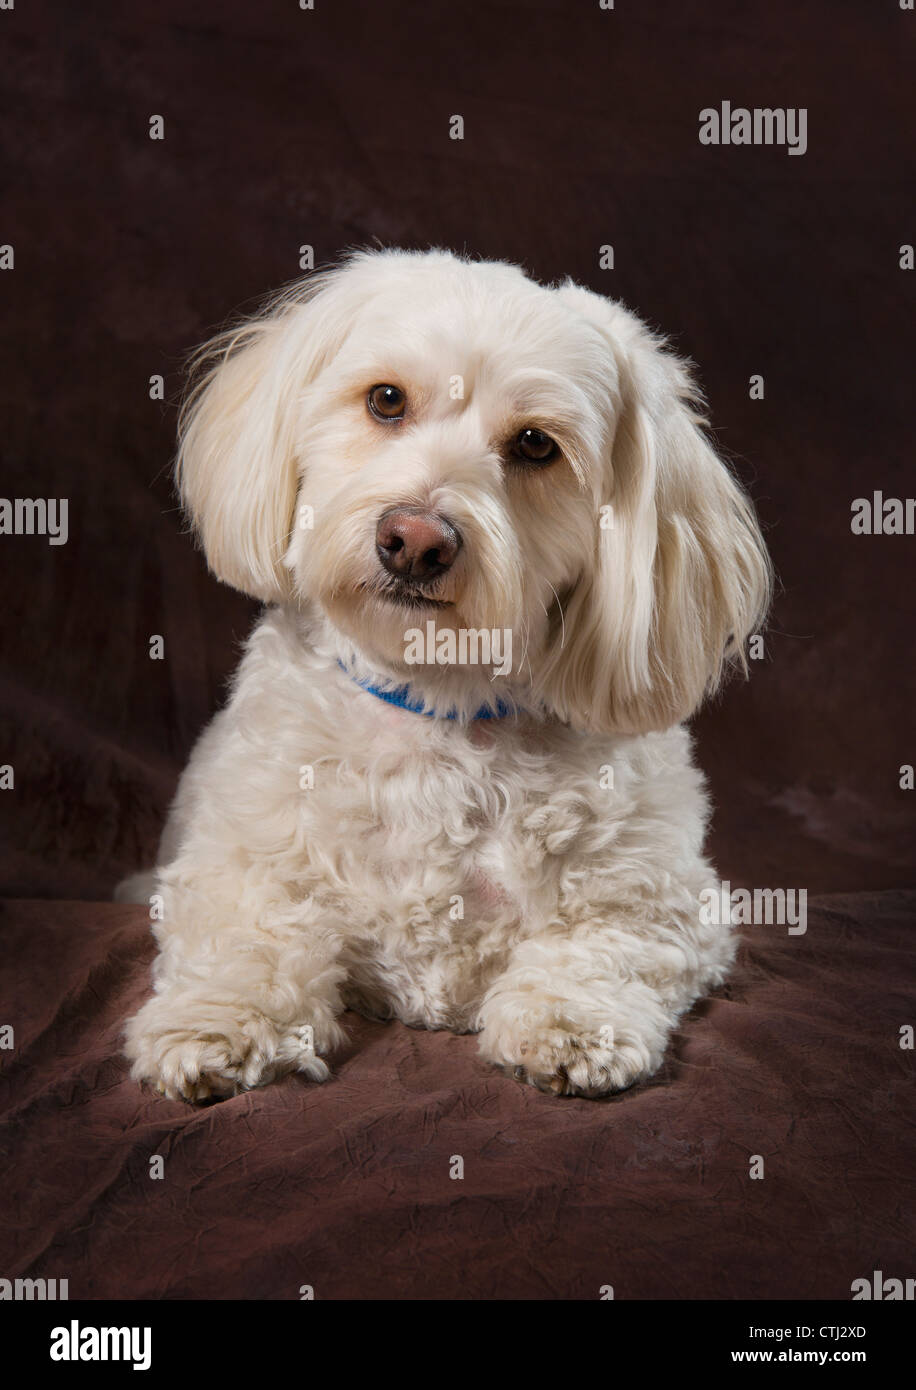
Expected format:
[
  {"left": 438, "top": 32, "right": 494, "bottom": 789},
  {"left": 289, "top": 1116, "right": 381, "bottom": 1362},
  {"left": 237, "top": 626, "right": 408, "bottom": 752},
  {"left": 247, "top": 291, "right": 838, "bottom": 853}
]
[{"left": 176, "top": 266, "right": 361, "bottom": 601}]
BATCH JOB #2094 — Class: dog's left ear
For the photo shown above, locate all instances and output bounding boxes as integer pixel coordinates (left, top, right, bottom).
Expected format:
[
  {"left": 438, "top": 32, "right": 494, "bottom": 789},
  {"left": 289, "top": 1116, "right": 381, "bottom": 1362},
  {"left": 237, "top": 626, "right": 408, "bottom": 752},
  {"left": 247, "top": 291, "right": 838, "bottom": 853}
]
[{"left": 537, "top": 284, "right": 772, "bottom": 735}]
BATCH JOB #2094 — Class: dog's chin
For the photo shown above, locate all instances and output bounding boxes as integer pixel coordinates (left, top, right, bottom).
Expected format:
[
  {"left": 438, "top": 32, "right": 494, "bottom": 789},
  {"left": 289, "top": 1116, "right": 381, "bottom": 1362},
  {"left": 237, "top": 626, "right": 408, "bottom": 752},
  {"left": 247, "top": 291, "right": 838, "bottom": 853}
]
[{"left": 319, "top": 581, "right": 467, "bottom": 666}]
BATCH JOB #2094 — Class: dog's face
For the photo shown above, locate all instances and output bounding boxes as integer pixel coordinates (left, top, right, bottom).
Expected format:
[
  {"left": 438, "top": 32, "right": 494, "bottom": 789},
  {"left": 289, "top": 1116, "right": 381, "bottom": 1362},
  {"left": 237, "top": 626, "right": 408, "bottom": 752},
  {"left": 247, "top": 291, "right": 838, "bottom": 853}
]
[{"left": 178, "top": 249, "right": 771, "bottom": 733}]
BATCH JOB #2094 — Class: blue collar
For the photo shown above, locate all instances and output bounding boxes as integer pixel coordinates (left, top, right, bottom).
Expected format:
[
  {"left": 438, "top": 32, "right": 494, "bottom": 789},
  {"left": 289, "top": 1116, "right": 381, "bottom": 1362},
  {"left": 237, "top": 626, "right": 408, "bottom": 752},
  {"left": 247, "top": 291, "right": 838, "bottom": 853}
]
[{"left": 338, "top": 660, "right": 515, "bottom": 721}]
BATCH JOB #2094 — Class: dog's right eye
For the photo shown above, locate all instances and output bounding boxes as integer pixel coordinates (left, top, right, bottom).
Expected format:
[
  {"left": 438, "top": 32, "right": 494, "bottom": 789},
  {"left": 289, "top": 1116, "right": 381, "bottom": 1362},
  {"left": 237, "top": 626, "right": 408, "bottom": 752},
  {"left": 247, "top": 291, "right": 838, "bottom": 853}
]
[{"left": 368, "top": 384, "right": 407, "bottom": 421}]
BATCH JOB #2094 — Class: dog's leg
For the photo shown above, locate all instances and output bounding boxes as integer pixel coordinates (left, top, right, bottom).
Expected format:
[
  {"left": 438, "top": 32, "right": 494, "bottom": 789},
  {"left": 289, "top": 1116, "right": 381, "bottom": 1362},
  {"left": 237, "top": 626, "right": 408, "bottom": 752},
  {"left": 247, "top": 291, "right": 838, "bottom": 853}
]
[
  {"left": 124, "top": 870, "right": 347, "bottom": 1102},
  {"left": 475, "top": 903, "right": 734, "bottom": 1097}
]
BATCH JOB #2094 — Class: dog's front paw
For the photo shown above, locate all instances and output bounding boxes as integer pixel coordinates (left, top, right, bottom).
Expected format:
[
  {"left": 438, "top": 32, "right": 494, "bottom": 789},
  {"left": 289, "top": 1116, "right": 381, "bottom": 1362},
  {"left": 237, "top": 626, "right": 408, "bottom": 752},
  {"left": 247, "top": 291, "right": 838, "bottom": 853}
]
[
  {"left": 124, "top": 998, "right": 334, "bottom": 1102},
  {"left": 478, "top": 996, "right": 666, "bottom": 1098}
]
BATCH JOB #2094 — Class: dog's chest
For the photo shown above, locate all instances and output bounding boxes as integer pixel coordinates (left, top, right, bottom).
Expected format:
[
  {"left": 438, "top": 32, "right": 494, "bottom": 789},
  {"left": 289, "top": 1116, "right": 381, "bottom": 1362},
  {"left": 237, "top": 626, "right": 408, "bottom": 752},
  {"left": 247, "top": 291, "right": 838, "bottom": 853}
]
[{"left": 299, "top": 709, "right": 563, "bottom": 929}]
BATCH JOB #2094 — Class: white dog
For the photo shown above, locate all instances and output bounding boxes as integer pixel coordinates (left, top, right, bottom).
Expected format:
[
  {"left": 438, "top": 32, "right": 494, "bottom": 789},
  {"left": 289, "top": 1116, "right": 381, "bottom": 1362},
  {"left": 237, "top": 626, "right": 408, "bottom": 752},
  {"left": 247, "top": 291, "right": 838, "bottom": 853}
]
[{"left": 121, "top": 248, "right": 771, "bottom": 1101}]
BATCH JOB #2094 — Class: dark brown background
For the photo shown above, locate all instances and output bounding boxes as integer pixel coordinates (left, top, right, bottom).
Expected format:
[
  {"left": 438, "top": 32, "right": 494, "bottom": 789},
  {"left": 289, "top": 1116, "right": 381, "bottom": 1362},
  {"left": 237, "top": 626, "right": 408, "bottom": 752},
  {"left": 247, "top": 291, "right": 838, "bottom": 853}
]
[
  {"left": 1, "top": 0, "right": 913, "bottom": 898},
  {"left": 0, "top": 0, "right": 913, "bottom": 1302}
]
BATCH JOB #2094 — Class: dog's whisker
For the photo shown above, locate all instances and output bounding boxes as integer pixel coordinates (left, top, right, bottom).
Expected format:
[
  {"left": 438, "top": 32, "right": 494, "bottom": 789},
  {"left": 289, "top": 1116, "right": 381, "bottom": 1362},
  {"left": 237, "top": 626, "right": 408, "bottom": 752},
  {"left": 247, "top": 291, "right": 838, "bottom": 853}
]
[
  {"left": 513, "top": 613, "right": 533, "bottom": 686},
  {"left": 543, "top": 581, "right": 566, "bottom": 653}
]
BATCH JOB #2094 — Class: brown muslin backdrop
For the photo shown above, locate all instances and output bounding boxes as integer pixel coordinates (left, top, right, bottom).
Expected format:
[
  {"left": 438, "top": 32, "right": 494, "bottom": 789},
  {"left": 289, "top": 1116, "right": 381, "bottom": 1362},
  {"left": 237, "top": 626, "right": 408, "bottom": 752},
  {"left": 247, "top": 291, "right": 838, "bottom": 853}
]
[{"left": 0, "top": 0, "right": 913, "bottom": 1299}]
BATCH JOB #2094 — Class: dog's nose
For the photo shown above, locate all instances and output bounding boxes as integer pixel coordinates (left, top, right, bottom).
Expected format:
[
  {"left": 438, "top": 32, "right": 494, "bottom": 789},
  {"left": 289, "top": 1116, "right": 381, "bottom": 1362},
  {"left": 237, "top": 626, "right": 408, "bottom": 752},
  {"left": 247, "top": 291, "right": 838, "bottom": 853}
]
[{"left": 375, "top": 508, "right": 462, "bottom": 581}]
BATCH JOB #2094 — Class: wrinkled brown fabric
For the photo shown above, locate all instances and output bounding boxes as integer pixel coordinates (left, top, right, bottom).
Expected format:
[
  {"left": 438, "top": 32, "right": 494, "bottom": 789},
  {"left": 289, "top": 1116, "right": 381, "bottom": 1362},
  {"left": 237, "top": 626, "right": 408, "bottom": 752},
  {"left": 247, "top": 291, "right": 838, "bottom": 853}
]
[{"left": 0, "top": 894, "right": 914, "bottom": 1299}]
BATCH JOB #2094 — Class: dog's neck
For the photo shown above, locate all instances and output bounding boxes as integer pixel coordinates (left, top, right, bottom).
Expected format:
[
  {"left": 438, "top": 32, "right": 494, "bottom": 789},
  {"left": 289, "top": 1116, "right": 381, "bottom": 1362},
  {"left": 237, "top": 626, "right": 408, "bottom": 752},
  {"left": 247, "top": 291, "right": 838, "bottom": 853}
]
[{"left": 307, "top": 612, "right": 533, "bottom": 725}]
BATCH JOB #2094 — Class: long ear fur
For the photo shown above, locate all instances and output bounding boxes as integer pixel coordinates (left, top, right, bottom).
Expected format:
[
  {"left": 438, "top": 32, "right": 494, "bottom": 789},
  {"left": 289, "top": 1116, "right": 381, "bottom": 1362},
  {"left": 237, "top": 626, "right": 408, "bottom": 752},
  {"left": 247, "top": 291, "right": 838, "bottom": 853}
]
[
  {"left": 176, "top": 266, "right": 362, "bottom": 601},
  {"left": 538, "top": 285, "right": 772, "bottom": 735}
]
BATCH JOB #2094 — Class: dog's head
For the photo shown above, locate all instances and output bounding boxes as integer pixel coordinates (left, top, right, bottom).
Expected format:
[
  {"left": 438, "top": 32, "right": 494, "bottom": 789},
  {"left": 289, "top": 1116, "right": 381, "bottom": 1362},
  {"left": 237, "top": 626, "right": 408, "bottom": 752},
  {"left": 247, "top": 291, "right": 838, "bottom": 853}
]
[{"left": 177, "top": 248, "right": 771, "bottom": 733}]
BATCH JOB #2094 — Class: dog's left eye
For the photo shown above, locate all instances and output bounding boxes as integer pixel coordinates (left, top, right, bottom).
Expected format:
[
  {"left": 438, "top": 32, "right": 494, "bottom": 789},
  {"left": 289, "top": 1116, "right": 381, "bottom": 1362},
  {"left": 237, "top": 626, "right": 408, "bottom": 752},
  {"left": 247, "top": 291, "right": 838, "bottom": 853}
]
[
  {"left": 368, "top": 384, "right": 407, "bottom": 421},
  {"left": 512, "top": 428, "right": 559, "bottom": 465}
]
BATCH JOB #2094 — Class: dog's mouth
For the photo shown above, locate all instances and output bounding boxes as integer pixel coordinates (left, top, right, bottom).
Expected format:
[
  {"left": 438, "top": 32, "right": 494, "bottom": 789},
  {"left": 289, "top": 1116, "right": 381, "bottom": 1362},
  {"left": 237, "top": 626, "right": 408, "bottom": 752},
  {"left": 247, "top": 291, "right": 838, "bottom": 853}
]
[{"left": 363, "top": 579, "right": 454, "bottom": 610}]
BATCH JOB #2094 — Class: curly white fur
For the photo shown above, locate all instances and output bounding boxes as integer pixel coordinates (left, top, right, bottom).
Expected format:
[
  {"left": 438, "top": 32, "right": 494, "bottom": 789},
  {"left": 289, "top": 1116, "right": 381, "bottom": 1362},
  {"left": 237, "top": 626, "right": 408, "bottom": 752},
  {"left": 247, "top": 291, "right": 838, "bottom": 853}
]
[{"left": 121, "top": 248, "right": 771, "bottom": 1100}]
